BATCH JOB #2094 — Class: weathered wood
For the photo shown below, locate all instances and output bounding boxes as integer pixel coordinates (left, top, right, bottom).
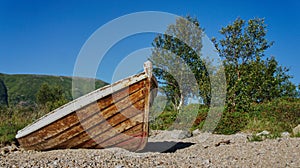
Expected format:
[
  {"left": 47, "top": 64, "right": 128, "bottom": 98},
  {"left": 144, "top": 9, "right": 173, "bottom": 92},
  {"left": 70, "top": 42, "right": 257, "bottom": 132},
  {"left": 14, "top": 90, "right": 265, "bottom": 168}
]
[
  {"left": 79, "top": 114, "right": 144, "bottom": 149},
  {"left": 16, "top": 61, "right": 157, "bottom": 151},
  {"left": 18, "top": 81, "right": 146, "bottom": 148},
  {"left": 56, "top": 99, "right": 145, "bottom": 149},
  {"left": 100, "top": 123, "right": 144, "bottom": 148},
  {"left": 19, "top": 85, "right": 146, "bottom": 150}
]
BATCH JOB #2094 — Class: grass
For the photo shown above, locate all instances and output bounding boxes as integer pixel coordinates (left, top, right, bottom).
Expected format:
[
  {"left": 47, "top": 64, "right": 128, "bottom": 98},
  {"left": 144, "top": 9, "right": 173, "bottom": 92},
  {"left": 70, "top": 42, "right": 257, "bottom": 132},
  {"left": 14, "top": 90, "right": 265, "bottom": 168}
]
[
  {"left": 247, "top": 135, "right": 264, "bottom": 142},
  {"left": 149, "top": 104, "right": 207, "bottom": 130},
  {"left": 150, "top": 98, "right": 300, "bottom": 140},
  {"left": 247, "top": 132, "right": 282, "bottom": 142},
  {"left": 0, "top": 106, "right": 49, "bottom": 145},
  {"left": 150, "top": 110, "right": 177, "bottom": 130},
  {"left": 293, "top": 132, "right": 300, "bottom": 138},
  {"left": 244, "top": 118, "right": 288, "bottom": 134},
  {"left": 244, "top": 98, "right": 300, "bottom": 136}
]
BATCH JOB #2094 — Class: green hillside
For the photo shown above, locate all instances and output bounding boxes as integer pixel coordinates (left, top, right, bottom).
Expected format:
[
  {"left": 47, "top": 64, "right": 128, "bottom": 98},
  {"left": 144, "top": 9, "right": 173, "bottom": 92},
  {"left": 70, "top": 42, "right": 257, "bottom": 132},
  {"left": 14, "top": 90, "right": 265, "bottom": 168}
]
[{"left": 0, "top": 73, "right": 108, "bottom": 106}]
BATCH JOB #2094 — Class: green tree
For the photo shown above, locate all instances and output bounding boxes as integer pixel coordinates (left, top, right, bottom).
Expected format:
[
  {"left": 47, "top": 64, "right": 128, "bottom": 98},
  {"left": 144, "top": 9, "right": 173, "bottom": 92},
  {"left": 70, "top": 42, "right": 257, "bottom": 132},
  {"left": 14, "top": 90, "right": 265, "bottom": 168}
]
[
  {"left": 212, "top": 18, "right": 297, "bottom": 112},
  {"left": 36, "top": 83, "right": 68, "bottom": 111},
  {"left": 36, "top": 83, "right": 51, "bottom": 105},
  {"left": 150, "top": 16, "right": 211, "bottom": 110}
]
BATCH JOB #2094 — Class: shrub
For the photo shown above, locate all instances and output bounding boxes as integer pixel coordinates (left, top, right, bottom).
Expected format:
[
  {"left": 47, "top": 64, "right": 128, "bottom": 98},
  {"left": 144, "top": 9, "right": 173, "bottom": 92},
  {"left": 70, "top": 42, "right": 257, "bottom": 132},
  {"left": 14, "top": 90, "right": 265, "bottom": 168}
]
[
  {"left": 150, "top": 97, "right": 300, "bottom": 136},
  {"left": 0, "top": 105, "right": 48, "bottom": 145},
  {"left": 214, "top": 109, "right": 250, "bottom": 134},
  {"left": 150, "top": 104, "right": 210, "bottom": 131},
  {"left": 245, "top": 98, "right": 300, "bottom": 135}
]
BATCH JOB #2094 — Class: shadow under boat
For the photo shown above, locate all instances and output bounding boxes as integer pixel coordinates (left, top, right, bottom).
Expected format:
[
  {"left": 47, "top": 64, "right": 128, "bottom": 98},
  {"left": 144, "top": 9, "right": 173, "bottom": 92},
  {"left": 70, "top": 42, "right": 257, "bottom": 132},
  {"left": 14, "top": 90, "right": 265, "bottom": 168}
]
[{"left": 138, "top": 141, "right": 195, "bottom": 153}]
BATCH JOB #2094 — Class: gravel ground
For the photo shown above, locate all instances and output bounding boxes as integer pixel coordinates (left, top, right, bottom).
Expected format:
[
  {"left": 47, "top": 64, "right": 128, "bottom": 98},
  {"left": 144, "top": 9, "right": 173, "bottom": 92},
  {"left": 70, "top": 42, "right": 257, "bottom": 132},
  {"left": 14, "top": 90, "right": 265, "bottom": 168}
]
[{"left": 1, "top": 131, "right": 299, "bottom": 168}]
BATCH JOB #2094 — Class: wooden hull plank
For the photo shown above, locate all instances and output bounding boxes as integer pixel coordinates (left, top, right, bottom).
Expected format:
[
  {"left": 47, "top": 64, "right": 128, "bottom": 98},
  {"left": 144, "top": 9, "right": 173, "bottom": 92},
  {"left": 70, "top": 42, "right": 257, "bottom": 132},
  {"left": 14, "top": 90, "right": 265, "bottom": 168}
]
[
  {"left": 56, "top": 99, "right": 145, "bottom": 149},
  {"left": 19, "top": 81, "right": 147, "bottom": 150},
  {"left": 16, "top": 61, "right": 157, "bottom": 151}
]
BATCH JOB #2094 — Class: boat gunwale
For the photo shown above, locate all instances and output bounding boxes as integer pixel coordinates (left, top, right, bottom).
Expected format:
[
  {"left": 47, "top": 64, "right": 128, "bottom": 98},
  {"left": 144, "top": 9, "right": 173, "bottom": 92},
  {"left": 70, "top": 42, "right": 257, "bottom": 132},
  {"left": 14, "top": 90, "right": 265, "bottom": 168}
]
[{"left": 16, "top": 72, "right": 149, "bottom": 139}]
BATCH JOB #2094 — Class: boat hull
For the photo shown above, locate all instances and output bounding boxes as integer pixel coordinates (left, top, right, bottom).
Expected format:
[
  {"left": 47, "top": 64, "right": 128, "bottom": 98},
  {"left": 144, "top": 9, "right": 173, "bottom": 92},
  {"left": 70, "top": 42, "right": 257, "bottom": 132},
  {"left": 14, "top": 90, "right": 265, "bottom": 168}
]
[{"left": 16, "top": 62, "right": 157, "bottom": 151}]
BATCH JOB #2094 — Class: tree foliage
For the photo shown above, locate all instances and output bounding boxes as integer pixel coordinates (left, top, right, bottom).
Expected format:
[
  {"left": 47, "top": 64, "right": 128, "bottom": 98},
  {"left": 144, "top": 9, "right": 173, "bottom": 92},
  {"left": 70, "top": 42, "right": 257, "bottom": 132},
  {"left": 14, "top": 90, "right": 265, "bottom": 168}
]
[
  {"left": 150, "top": 16, "right": 211, "bottom": 110},
  {"left": 36, "top": 83, "right": 68, "bottom": 111},
  {"left": 212, "top": 18, "right": 297, "bottom": 112}
]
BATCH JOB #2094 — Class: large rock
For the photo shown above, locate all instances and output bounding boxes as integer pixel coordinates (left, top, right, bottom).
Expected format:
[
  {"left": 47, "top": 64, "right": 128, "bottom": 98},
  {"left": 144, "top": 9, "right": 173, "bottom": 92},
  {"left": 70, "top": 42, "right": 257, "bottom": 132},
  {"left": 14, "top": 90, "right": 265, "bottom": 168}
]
[{"left": 292, "top": 125, "right": 300, "bottom": 136}]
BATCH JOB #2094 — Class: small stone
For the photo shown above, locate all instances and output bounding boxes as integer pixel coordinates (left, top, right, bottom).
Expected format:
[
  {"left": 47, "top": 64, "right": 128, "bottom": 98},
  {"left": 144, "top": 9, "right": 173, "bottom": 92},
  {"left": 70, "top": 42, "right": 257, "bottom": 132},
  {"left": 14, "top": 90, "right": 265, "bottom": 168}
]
[
  {"left": 256, "top": 130, "right": 270, "bottom": 136},
  {"left": 292, "top": 125, "right": 300, "bottom": 135},
  {"left": 281, "top": 132, "right": 290, "bottom": 137},
  {"left": 10, "top": 144, "right": 18, "bottom": 152},
  {"left": 202, "top": 159, "right": 210, "bottom": 165},
  {"left": 192, "top": 129, "right": 201, "bottom": 136},
  {"left": 1, "top": 147, "right": 10, "bottom": 155},
  {"left": 203, "top": 145, "right": 209, "bottom": 149}
]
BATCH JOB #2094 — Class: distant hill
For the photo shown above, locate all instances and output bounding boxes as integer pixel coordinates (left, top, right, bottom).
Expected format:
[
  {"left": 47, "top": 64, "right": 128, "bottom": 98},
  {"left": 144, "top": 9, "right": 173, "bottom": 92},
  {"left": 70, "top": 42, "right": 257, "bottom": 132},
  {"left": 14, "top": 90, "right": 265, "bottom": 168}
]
[{"left": 0, "top": 73, "right": 108, "bottom": 106}]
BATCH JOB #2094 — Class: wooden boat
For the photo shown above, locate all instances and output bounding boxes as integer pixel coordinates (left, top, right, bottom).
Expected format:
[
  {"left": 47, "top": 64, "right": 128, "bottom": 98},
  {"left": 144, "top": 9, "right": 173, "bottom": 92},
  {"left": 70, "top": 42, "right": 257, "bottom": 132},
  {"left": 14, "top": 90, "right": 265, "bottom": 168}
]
[{"left": 16, "top": 61, "right": 157, "bottom": 151}]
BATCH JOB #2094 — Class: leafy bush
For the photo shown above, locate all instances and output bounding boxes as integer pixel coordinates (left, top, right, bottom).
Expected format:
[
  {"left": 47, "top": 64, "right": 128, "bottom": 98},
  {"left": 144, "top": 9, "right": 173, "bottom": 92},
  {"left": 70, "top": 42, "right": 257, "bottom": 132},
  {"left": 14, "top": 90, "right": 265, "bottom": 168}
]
[
  {"left": 245, "top": 98, "right": 300, "bottom": 134},
  {"left": 214, "top": 109, "right": 250, "bottom": 134},
  {"left": 0, "top": 85, "right": 71, "bottom": 145},
  {"left": 150, "top": 98, "right": 300, "bottom": 136},
  {"left": 150, "top": 110, "right": 177, "bottom": 130},
  {"left": 36, "top": 83, "right": 69, "bottom": 112},
  {"left": 150, "top": 104, "right": 208, "bottom": 130},
  {"left": 0, "top": 106, "right": 49, "bottom": 145}
]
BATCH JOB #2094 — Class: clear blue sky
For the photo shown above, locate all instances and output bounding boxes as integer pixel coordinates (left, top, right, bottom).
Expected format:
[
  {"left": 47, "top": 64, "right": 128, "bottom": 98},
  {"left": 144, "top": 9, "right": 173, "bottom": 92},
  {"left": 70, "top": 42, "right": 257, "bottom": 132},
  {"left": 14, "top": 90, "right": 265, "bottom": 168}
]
[{"left": 0, "top": 0, "right": 299, "bottom": 85}]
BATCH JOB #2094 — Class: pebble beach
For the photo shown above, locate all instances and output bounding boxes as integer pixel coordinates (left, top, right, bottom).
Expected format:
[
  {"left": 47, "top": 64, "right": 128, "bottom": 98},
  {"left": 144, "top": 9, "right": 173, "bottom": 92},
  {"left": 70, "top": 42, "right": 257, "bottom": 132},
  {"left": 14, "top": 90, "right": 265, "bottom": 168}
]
[{"left": 1, "top": 131, "right": 299, "bottom": 168}]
